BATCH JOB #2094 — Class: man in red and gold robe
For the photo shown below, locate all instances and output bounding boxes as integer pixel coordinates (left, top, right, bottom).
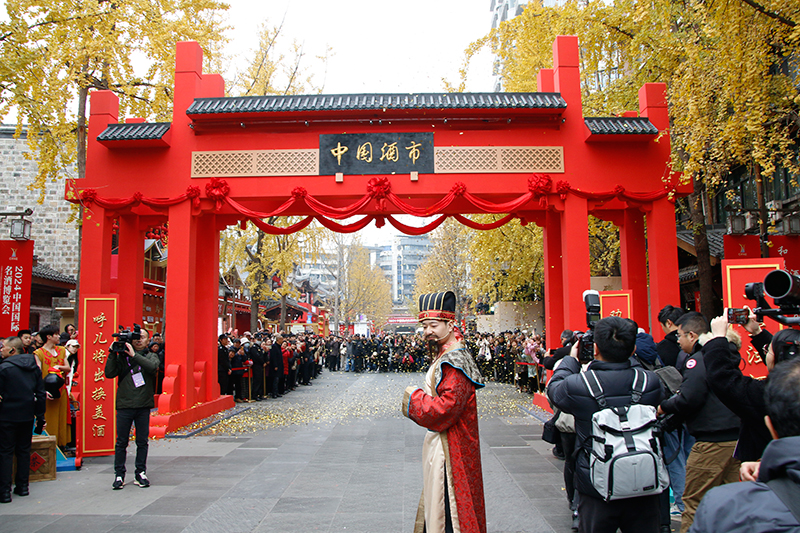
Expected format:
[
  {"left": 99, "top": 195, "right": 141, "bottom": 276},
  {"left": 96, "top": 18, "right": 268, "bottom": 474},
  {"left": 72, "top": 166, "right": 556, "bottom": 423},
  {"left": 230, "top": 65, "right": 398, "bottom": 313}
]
[{"left": 402, "top": 291, "right": 486, "bottom": 533}]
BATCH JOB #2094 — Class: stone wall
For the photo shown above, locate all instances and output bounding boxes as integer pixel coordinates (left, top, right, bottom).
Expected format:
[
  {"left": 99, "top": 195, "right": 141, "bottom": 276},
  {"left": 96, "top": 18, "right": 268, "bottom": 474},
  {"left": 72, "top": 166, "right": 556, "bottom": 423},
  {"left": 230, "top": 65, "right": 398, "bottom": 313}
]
[{"left": 0, "top": 126, "right": 79, "bottom": 277}]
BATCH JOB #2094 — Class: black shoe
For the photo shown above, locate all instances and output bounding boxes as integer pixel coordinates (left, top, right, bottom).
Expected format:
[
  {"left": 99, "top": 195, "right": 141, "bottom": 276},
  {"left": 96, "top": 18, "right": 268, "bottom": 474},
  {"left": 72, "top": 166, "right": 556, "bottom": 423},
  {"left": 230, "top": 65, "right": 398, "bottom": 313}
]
[
  {"left": 552, "top": 447, "right": 566, "bottom": 460},
  {"left": 0, "top": 492, "right": 11, "bottom": 503},
  {"left": 134, "top": 471, "right": 150, "bottom": 488},
  {"left": 660, "top": 526, "right": 671, "bottom": 533},
  {"left": 12, "top": 485, "right": 28, "bottom": 497},
  {"left": 112, "top": 476, "right": 125, "bottom": 490}
]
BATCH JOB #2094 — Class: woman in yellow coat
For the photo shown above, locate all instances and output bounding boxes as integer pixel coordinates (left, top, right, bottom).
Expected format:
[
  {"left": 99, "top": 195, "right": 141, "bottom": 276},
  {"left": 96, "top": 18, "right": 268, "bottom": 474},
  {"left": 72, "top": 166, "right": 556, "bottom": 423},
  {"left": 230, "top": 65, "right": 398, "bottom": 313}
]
[{"left": 34, "top": 325, "right": 71, "bottom": 448}]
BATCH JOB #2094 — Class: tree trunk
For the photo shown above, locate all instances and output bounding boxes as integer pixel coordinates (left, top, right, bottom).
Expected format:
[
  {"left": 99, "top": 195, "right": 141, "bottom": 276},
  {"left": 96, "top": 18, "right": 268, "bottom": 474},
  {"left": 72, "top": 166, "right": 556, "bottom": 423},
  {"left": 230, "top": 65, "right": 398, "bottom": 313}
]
[
  {"left": 688, "top": 177, "right": 716, "bottom": 319},
  {"left": 279, "top": 293, "right": 287, "bottom": 333},
  {"left": 250, "top": 297, "right": 259, "bottom": 333},
  {"left": 755, "top": 165, "right": 770, "bottom": 258}
]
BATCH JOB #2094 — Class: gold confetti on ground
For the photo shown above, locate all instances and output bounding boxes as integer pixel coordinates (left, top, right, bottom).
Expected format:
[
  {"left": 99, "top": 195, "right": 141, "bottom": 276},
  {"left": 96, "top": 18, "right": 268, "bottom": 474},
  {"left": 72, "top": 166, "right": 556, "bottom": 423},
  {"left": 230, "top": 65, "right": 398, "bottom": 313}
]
[{"left": 198, "top": 373, "right": 539, "bottom": 436}]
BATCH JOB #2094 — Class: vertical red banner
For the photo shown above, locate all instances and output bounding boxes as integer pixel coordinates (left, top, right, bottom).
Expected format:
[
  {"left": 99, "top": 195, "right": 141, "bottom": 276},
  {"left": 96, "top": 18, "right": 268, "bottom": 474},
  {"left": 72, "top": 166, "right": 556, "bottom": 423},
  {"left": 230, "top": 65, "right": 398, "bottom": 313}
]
[
  {"left": 722, "top": 258, "right": 785, "bottom": 381},
  {"left": 0, "top": 240, "right": 33, "bottom": 334},
  {"left": 599, "top": 291, "right": 633, "bottom": 320},
  {"left": 78, "top": 296, "right": 118, "bottom": 457}
]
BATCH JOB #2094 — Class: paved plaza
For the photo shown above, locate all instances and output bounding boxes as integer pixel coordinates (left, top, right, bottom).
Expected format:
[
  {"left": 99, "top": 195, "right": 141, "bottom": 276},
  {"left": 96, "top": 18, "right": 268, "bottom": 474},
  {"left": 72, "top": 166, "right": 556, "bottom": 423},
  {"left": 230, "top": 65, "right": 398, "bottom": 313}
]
[{"left": 0, "top": 371, "right": 575, "bottom": 533}]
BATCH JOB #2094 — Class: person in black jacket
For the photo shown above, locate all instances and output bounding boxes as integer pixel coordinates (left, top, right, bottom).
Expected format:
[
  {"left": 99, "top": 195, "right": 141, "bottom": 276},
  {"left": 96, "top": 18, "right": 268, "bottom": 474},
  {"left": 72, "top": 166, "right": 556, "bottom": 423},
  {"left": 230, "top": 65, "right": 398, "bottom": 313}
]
[
  {"left": 217, "top": 335, "right": 231, "bottom": 397},
  {"left": 689, "top": 357, "right": 800, "bottom": 533},
  {"left": 248, "top": 338, "right": 265, "bottom": 400},
  {"left": 658, "top": 312, "right": 741, "bottom": 533},
  {"left": 657, "top": 305, "right": 685, "bottom": 368},
  {"left": 269, "top": 336, "right": 284, "bottom": 398},
  {"left": 541, "top": 330, "right": 574, "bottom": 370},
  {"left": 548, "top": 317, "right": 664, "bottom": 533},
  {"left": 0, "top": 337, "right": 46, "bottom": 503},
  {"left": 704, "top": 308, "right": 800, "bottom": 462}
]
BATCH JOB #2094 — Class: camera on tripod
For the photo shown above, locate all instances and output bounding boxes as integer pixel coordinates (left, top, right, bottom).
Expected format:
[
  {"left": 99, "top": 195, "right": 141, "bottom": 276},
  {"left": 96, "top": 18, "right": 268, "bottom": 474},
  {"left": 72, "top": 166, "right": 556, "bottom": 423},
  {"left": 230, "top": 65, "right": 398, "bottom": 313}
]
[
  {"left": 110, "top": 323, "right": 143, "bottom": 355},
  {"left": 728, "top": 270, "right": 800, "bottom": 327},
  {"left": 573, "top": 290, "right": 601, "bottom": 363}
]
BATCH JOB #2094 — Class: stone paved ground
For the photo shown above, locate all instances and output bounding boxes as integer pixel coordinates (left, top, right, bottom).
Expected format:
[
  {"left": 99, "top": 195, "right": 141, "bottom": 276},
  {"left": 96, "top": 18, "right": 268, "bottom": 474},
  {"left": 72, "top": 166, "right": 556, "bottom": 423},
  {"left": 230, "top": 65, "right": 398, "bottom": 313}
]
[{"left": 0, "top": 371, "right": 577, "bottom": 533}]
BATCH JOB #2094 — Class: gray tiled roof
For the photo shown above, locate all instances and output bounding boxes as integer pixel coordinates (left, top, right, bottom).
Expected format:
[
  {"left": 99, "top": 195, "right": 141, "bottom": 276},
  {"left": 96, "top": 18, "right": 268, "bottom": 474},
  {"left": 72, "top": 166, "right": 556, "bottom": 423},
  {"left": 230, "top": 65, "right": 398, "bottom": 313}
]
[
  {"left": 676, "top": 226, "right": 726, "bottom": 259},
  {"left": 32, "top": 264, "right": 76, "bottom": 285},
  {"left": 186, "top": 93, "right": 567, "bottom": 115},
  {"left": 585, "top": 117, "right": 658, "bottom": 135},
  {"left": 97, "top": 122, "right": 171, "bottom": 141}
]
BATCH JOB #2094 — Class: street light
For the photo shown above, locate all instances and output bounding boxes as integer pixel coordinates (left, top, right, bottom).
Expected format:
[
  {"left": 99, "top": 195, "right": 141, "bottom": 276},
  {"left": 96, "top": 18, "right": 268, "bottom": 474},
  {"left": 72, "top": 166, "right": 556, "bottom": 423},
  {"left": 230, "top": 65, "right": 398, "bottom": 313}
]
[
  {"left": 783, "top": 214, "right": 800, "bottom": 235},
  {"left": 727, "top": 213, "right": 746, "bottom": 235},
  {"left": 0, "top": 208, "right": 34, "bottom": 241}
]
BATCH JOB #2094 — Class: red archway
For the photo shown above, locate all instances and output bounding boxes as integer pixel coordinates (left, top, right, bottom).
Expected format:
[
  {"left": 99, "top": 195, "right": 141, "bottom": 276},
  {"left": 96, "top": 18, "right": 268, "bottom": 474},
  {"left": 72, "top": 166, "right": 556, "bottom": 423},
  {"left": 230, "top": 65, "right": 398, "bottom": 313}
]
[{"left": 69, "top": 35, "right": 688, "bottom": 451}]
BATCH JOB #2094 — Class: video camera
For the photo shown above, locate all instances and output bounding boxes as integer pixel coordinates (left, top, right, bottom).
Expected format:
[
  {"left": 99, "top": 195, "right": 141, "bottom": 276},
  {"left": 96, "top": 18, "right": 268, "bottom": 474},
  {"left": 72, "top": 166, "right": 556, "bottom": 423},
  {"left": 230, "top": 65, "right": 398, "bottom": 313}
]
[
  {"left": 574, "top": 290, "right": 601, "bottom": 363},
  {"left": 728, "top": 270, "right": 800, "bottom": 327},
  {"left": 110, "top": 324, "right": 143, "bottom": 355}
]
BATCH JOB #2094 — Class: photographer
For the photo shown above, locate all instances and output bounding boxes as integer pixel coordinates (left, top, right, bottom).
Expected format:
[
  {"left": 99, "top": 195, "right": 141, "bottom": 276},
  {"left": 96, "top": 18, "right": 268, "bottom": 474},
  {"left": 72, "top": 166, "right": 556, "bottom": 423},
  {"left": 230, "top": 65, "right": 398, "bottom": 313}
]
[
  {"left": 657, "top": 312, "right": 741, "bottom": 533},
  {"left": 704, "top": 308, "right": 800, "bottom": 462},
  {"left": 105, "top": 327, "right": 159, "bottom": 490},
  {"left": 548, "top": 317, "right": 664, "bottom": 532}
]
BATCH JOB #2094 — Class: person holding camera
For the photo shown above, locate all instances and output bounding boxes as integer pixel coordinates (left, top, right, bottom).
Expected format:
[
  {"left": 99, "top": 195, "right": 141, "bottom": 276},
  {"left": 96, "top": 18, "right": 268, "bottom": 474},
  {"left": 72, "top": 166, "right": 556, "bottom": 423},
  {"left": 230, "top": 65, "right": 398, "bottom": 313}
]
[
  {"left": 688, "top": 357, "right": 800, "bottom": 533},
  {"left": 657, "top": 312, "right": 741, "bottom": 533},
  {"left": 548, "top": 316, "right": 665, "bottom": 533},
  {"left": 105, "top": 327, "right": 159, "bottom": 490},
  {"left": 0, "top": 337, "right": 46, "bottom": 503}
]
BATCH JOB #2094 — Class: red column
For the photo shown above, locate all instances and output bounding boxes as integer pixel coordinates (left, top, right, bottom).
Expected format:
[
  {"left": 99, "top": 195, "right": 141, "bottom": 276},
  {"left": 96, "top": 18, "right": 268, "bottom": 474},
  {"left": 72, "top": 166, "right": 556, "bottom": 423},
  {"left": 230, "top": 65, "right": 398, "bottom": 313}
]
[
  {"left": 561, "top": 195, "right": 592, "bottom": 331},
  {"left": 117, "top": 215, "right": 144, "bottom": 328},
  {"left": 647, "top": 199, "right": 680, "bottom": 341},
  {"left": 80, "top": 207, "right": 113, "bottom": 295},
  {"left": 544, "top": 210, "right": 565, "bottom": 340},
  {"left": 161, "top": 201, "right": 197, "bottom": 412},
  {"left": 194, "top": 214, "right": 220, "bottom": 401},
  {"left": 620, "top": 209, "right": 650, "bottom": 331}
]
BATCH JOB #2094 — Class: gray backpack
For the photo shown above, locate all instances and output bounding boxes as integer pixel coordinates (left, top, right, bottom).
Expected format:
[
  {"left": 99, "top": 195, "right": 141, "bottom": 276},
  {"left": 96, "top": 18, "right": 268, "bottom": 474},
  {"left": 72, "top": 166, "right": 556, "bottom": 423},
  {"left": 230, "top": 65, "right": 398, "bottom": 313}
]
[{"left": 580, "top": 368, "right": 670, "bottom": 501}]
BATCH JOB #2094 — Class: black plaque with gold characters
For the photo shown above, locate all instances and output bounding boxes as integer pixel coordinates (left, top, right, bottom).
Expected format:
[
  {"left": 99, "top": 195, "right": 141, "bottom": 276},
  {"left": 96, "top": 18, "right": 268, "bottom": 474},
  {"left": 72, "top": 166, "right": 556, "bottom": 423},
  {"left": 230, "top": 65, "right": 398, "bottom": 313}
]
[{"left": 319, "top": 133, "right": 433, "bottom": 175}]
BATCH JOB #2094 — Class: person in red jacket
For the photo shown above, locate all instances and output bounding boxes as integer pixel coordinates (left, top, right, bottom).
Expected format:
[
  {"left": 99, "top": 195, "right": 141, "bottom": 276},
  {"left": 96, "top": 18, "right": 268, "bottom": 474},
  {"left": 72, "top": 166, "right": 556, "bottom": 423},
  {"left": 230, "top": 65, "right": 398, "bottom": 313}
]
[{"left": 403, "top": 291, "right": 486, "bottom": 533}]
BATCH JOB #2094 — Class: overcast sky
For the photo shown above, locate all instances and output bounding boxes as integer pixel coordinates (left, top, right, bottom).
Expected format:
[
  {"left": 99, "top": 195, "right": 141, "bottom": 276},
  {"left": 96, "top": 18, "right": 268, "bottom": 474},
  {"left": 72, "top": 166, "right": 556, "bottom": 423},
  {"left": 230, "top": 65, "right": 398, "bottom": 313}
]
[{"left": 221, "top": 0, "right": 497, "bottom": 245}]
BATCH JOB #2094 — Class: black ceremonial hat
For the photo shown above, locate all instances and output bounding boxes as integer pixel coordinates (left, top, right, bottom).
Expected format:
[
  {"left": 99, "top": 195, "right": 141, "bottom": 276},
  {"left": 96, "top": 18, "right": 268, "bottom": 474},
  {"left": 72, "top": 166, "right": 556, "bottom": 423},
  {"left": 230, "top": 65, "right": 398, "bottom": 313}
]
[{"left": 418, "top": 291, "right": 456, "bottom": 322}]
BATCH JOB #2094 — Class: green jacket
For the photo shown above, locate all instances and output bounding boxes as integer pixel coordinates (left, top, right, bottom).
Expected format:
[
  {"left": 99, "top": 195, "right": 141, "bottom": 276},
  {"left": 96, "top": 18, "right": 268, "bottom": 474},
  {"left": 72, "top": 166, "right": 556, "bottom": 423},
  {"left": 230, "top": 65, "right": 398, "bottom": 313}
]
[{"left": 104, "top": 347, "right": 160, "bottom": 410}]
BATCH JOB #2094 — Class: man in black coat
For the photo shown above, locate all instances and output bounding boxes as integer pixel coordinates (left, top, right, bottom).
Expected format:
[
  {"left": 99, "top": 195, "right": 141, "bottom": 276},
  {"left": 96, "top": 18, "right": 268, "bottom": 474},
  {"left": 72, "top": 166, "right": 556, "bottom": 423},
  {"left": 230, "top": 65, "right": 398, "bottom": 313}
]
[
  {"left": 269, "top": 337, "right": 284, "bottom": 398},
  {"left": 0, "top": 336, "right": 46, "bottom": 503},
  {"left": 217, "top": 335, "right": 231, "bottom": 397},
  {"left": 656, "top": 305, "right": 685, "bottom": 368},
  {"left": 248, "top": 339, "right": 265, "bottom": 400},
  {"left": 548, "top": 317, "right": 664, "bottom": 533},
  {"left": 541, "top": 330, "right": 574, "bottom": 370},
  {"left": 658, "top": 312, "right": 740, "bottom": 533},
  {"left": 689, "top": 357, "right": 800, "bottom": 532}
]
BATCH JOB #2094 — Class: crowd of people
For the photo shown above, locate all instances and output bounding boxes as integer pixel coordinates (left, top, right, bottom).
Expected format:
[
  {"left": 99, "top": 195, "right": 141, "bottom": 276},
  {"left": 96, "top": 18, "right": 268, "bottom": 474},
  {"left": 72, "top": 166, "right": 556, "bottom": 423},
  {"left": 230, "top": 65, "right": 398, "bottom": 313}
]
[{"left": 543, "top": 305, "right": 800, "bottom": 533}]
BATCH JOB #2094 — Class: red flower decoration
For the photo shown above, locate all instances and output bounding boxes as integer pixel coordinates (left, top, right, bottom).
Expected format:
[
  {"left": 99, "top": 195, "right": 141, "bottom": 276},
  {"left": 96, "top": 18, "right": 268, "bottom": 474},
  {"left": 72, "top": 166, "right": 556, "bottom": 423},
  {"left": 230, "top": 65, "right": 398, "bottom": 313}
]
[
  {"left": 451, "top": 182, "right": 467, "bottom": 197},
  {"left": 186, "top": 185, "right": 201, "bottom": 208},
  {"left": 292, "top": 187, "right": 308, "bottom": 199},
  {"left": 131, "top": 192, "right": 143, "bottom": 205},
  {"left": 556, "top": 180, "right": 571, "bottom": 200},
  {"left": 81, "top": 189, "right": 98, "bottom": 204},
  {"left": 367, "top": 177, "right": 392, "bottom": 211},
  {"left": 613, "top": 185, "right": 626, "bottom": 196},
  {"left": 528, "top": 173, "right": 552, "bottom": 196},
  {"left": 205, "top": 178, "right": 230, "bottom": 212}
]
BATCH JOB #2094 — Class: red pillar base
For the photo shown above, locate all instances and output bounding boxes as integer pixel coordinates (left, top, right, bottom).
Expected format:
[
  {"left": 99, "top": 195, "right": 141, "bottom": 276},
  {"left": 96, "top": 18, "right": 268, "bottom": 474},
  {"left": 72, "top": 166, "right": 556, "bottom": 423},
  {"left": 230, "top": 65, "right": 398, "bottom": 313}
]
[{"left": 149, "top": 395, "right": 235, "bottom": 439}]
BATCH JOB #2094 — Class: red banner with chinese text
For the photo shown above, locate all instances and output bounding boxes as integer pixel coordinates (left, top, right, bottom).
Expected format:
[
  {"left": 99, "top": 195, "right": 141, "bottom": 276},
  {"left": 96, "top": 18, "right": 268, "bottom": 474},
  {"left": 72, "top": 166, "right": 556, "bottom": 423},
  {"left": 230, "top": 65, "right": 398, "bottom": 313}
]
[
  {"left": 78, "top": 296, "right": 118, "bottom": 457},
  {"left": 599, "top": 291, "right": 632, "bottom": 320},
  {"left": 723, "top": 235, "right": 800, "bottom": 274},
  {"left": 0, "top": 240, "right": 33, "bottom": 335},
  {"left": 722, "top": 258, "right": 785, "bottom": 381}
]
